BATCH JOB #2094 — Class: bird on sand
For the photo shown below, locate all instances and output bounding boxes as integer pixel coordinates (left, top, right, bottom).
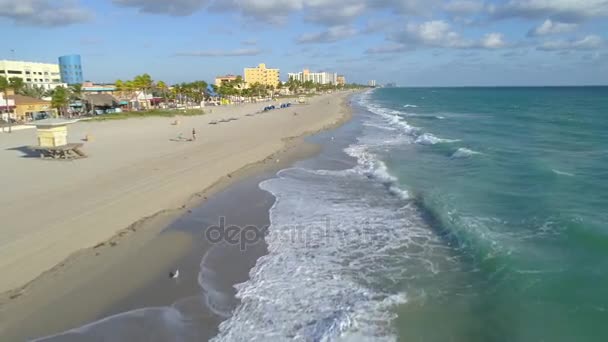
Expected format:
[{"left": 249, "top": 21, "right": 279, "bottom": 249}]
[{"left": 169, "top": 269, "right": 180, "bottom": 279}]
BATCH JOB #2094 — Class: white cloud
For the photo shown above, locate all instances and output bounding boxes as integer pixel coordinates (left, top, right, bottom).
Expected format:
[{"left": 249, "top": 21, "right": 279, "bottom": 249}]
[
  {"left": 112, "top": 0, "right": 440, "bottom": 25},
  {"left": 538, "top": 35, "right": 604, "bottom": 51},
  {"left": 392, "top": 20, "right": 507, "bottom": 50},
  {"left": 489, "top": 0, "right": 608, "bottom": 22},
  {"left": 297, "top": 25, "right": 359, "bottom": 43},
  {"left": 480, "top": 33, "right": 506, "bottom": 48},
  {"left": 173, "top": 48, "right": 263, "bottom": 57},
  {"left": 0, "top": 0, "right": 92, "bottom": 26},
  {"left": 402, "top": 20, "right": 469, "bottom": 48},
  {"left": 528, "top": 19, "right": 578, "bottom": 36}
]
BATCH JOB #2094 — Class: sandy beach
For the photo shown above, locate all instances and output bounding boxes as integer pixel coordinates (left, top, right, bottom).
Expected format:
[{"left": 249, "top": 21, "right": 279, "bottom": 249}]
[{"left": 0, "top": 91, "right": 353, "bottom": 339}]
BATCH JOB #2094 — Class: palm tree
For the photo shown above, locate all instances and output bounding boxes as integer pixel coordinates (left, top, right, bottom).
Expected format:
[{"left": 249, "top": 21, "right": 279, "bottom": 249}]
[
  {"left": 156, "top": 80, "right": 168, "bottom": 108},
  {"left": 0, "top": 76, "right": 13, "bottom": 132},
  {"left": 69, "top": 84, "right": 83, "bottom": 101},
  {"left": 9, "top": 77, "right": 25, "bottom": 94},
  {"left": 21, "top": 85, "right": 46, "bottom": 99},
  {"left": 51, "top": 86, "right": 69, "bottom": 117},
  {"left": 134, "top": 74, "right": 153, "bottom": 110}
]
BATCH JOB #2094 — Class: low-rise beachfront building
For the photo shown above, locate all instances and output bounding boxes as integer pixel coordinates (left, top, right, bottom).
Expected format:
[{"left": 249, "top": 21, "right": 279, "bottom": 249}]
[
  {"left": 82, "top": 82, "right": 117, "bottom": 94},
  {"left": 0, "top": 93, "right": 16, "bottom": 121},
  {"left": 244, "top": 63, "right": 280, "bottom": 88},
  {"left": 0, "top": 59, "right": 65, "bottom": 90},
  {"left": 215, "top": 75, "right": 238, "bottom": 87},
  {"left": 337, "top": 75, "right": 346, "bottom": 86},
  {"left": 84, "top": 94, "right": 120, "bottom": 114},
  {"left": 8, "top": 93, "right": 55, "bottom": 121},
  {"left": 288, "top": 69, "right": 338, "bottom": 85}
]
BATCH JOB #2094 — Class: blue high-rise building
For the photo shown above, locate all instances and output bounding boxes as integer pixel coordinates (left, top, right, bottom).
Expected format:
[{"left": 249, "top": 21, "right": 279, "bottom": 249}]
[{"left": 58, "top": 54, "right": 83, "bottom": 85}]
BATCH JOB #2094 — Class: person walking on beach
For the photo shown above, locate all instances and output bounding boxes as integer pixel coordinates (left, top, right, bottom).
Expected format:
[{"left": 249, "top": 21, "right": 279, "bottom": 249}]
[{"left": 192, "top": 128, "right": 197, "bottom": 141}]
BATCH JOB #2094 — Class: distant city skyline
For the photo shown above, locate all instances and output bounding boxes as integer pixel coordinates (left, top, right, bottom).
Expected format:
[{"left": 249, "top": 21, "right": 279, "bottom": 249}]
[{"left": 1, "top": 0, "right": 607, "bottom": 86}]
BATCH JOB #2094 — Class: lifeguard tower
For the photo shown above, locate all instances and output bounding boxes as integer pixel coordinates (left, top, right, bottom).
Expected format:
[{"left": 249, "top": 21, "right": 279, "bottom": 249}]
[{"left": 27, "top": 119, "right": 87, "bottom": 159}]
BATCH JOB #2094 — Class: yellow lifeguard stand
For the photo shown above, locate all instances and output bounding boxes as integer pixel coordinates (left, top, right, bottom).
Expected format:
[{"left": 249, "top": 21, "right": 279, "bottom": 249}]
[{"left": 27, "top": 119, "right": 86, "bottom": 159}]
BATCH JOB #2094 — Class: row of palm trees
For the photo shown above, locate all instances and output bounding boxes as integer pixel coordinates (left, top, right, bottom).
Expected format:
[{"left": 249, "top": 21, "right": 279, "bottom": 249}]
[{"left": 115, "top": 75, "right": 213, "bottom": 109}]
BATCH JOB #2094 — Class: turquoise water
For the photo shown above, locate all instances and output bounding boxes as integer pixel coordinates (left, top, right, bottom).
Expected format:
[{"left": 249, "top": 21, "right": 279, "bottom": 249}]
[
  {"left": 213, "top": 87, "right": 608, "bottom": 342},
  {"left": 371, "top": 87, "right": 608, "bottom": 341}
]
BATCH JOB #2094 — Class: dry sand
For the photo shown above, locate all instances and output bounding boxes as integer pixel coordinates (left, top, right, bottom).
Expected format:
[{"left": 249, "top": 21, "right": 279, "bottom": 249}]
[{"left": 0, "top": 91, "right": 352, "bottom": 297}]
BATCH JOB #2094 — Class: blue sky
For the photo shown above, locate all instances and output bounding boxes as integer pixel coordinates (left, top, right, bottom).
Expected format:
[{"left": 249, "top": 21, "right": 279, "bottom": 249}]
[{"left": 2, "top": 0, "right": 607, "bottom": 86}]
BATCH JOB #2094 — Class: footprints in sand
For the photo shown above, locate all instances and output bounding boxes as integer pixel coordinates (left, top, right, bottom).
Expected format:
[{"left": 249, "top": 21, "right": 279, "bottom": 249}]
[{"left": 209, "top": 117, "right": 239, "bottom": 125}]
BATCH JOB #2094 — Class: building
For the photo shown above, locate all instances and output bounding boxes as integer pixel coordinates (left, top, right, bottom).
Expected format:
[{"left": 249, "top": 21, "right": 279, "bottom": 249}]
[
  {"left": 244, "top": 63, "right": 280, "bottom": 87},
  {"left": 0, "top": 92, "right": 16, "bottom": 122},
  {"left": 215, "top": 75, "right": 239, "bottom": 87},
  {"left": 58, "top": 55, "right": 83, "bottom": 85},
  {"left": 8, "top": 93, "right": 55, "bottom": 121},
  {"left": 337, "top": 75, "right": 346, "bottom": 86},
  {"left": 0, "top": 59, "right": 64, "bottom": 90},
  {"left": 84, "top": 94, "right": 119, "bottom": 114},
  {"left": 288, "top": 69, "right": 338, "bottom": 85},
  {"left": 82, "top": 82, "right": 116, "bottom": 94},
  {"left": 368, "top": 80, "right": 377, "bottom": 87}
]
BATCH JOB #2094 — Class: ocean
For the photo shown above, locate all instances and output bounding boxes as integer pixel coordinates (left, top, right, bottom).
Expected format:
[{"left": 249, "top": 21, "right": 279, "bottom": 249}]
[{"left": 215, "top": 87, "right": 608, "bottom": 341}]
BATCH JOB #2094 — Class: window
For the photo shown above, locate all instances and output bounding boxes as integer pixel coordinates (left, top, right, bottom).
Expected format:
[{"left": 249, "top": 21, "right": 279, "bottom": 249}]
[
  {"left": 44, "top": 72, "right": 48, "bottom": 75},
  {"left": 7, "top": 70, "right": 22, "bottom": 74},
  {"left": 44, "top": 79, "right": 49, "bottom": 82},
  {"left": 26, "top": 78, "right": 31, "bottom": 82},
  {"left": 25, "top": 71, "right": 31, "bottom": 75}
]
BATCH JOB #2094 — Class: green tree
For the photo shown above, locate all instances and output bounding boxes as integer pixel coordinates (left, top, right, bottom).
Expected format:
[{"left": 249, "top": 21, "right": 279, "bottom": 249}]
[
  {"left": 187, "top": 81, "right": 208, "bottom": 105},
  {"left": 156, "top": 80, "right": 168, "bottom": 108},
  {"left": 69, "top": 83, "right": 83, "bottom": 101},
  {"left": 9, "top": 77, "right": 25, "bottom": 94},
  {"left": 0, "top": 76, "right": 13, "bottom": 132},
  {"left": 21, "top": 85, "right": 46, "bottom": 99},
  {"left": 133, "top": 74, "right": 153, "bottom": 110},
  {"left": 51, "top": 86, "right": 69, "bottom": 117}
]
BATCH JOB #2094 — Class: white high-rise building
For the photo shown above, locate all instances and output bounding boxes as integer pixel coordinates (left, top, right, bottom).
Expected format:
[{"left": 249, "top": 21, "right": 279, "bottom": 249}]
[
  {"left": 288, "top": 69, "right": 338, "bottom": 85},
  {"left": 0, "top": 60, "right": 66, "bottom": 90},
  {"left": 368, "top": 80, "right": 377, "bottom": 87}
]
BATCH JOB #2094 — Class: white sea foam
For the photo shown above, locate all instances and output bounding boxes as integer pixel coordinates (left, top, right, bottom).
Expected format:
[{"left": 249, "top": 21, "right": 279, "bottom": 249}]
[
  {"left": 452, "top": 148, "right": 482, "bottom": 158},
  {"left": 552, "top": 169, "right": 575, "bottom": 177},
  {"left": 212, "top": 164, "right": 444, "bottom": 341},
  {"left": 403, "top": 104, "right": 418, "bottom": 108},
  {"left": 415, "top": 133, "right": 459, "bottom": 145},
  {"left": 363, "top": 103, "right": 419, "bottom": 135}
]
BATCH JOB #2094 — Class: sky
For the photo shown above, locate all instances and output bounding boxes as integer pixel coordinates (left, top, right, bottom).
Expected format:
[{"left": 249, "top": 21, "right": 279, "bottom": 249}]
[{"left": 2, "top": 0, "right": 607, "bottom": 86}]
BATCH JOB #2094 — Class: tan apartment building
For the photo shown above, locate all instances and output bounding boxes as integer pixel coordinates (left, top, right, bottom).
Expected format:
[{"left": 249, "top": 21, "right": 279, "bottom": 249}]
[
  {"left": 244, "top": 63, "right": 280, "bottom": 88},
  {"left": 337, "top": 75, "right": 346, "bottom": 86},
  {"left": 0, "top": 60, "right": 65, "bottom": 90}
]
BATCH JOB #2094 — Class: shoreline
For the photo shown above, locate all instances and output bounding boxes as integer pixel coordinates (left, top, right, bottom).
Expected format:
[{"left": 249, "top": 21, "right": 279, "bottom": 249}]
[{"left": 0, "top": 91, "right": 355, "bottom": 340}]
